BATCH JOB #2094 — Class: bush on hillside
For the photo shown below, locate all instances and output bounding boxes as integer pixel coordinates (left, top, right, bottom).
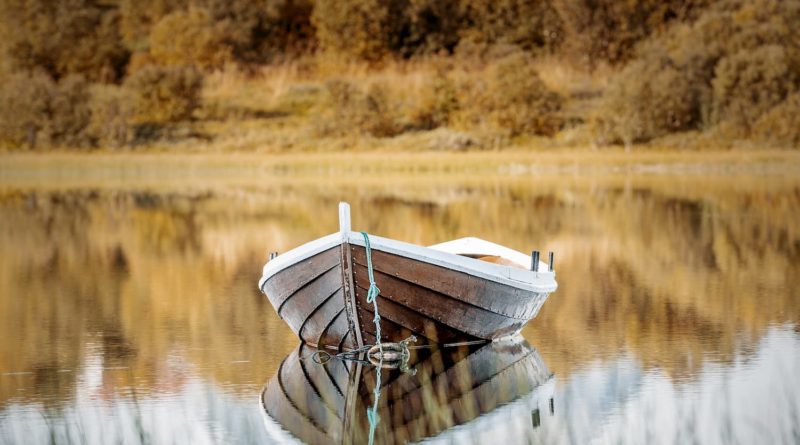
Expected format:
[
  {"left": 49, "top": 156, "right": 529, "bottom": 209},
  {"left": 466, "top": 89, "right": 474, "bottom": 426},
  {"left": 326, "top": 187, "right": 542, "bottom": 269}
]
[
  {"left": 0, "top": 72, "right": 92, "bottom": 149},
  {"left": 121, "top": 0, "right": 314, "bottom": 63},
  {"left": 1, "top": 0, "right": 129, "bottom": 82},
  {"left": 711, "top": 45, "right": 799, "bottom": 132},
  {"left": 592, "top": 0, "right": 800, "bottom": 145},
  {"left": 591, "top": 50, "right": 707, "bottom": 145},
  {"left": 409, "top": 71, "right": 459, "bottom": 130},
  {"left": 458, "top": 53, "right": 562, "bottom": 136},
  {"left": 316, "top": 79, "right": 399, "bottom": 137},
  {"left": 124, "top": 65, "right": 203, "bottom": 123},
  {"left": 47, "top": 75, "right": 93, "bottom": 147},
  {"left": 751, "top": 92, "right": 800, "bottom": 147},
  {"left": 457, "top": 0, "right": 563, "bottom": 54},
  {"left": 312, "top": 0, "right": 407, "bottom": 62},
  {"left": 86, "top": 85, "right": 134, "bottom": 148},
  {"left": 0, "top": 72, "right": 53, "bottom": 148},
  {"left": 553, "top": 0, "right": 712, "bottom": 68},
  {"left": 149, "top": 8, "right": 232, "bottom": 70}
]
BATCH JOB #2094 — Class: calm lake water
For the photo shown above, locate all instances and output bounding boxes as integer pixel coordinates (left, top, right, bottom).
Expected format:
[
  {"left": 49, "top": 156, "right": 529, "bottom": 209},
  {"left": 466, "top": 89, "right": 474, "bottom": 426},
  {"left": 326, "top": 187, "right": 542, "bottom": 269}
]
[{"left": 0, "top": 168, "right": 798, "bottom": 444}]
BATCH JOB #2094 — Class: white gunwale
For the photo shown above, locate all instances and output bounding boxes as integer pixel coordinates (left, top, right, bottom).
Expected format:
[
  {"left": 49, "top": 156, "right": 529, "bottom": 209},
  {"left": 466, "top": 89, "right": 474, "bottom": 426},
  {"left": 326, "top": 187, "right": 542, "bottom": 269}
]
[{"left": 258, "top": 231, "right": 557, "bottom": 294}]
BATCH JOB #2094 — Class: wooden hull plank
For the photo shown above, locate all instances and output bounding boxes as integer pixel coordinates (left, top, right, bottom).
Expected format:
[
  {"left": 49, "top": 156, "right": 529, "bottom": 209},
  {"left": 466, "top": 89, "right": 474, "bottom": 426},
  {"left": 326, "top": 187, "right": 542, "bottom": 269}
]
[
  {"left": 264, "top": 246, "right": 340, "bottom": 311},
  {"left": 352, "top": 246, "right": 540, "bottom": 319},
  {"left": 318, "top": 305, "right": 352, "bottom": 349},
  {"left": 353, "top": 263, "right": 524, "bottom": 339},
  {"left": 299, "top": 287, "right": 345, "bottom": 345},
  {"left": 354, "top": 292, "right": 471, "bottom": 343},
  {"left": 276, "top": 264, "right": 342, "bottom": 334}
]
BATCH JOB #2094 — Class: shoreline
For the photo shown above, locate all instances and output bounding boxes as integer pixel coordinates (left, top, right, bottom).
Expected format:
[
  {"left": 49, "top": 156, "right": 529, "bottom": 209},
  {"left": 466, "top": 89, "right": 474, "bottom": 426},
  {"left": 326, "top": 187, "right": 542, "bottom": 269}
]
[
  {"left": 2, "top": 149, "right": 799, "bottom": 191},
  {"left": 2, "top": 149, "right": 799, "bottom": 174}
]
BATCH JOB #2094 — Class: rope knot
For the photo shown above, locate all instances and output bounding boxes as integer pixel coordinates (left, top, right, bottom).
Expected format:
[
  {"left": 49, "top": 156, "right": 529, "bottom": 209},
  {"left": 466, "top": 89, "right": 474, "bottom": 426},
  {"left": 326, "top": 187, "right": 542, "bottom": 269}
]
[{"left": 366, "top": 283, "right": 380, "bottom": 303}]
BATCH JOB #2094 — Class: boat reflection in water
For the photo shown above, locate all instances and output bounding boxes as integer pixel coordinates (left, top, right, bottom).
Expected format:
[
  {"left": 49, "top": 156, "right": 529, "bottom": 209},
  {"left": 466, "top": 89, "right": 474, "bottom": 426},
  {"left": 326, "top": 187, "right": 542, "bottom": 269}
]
[{"left": 260, "top": 337, "right": 554, "bottom": 444}]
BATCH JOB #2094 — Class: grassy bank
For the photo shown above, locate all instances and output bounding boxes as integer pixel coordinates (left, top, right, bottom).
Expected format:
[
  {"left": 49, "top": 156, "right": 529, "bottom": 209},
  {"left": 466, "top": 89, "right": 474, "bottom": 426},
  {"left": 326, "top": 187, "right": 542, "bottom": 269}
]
[{"left": 2, "top": 149, "right": 799, "bottom": 187}]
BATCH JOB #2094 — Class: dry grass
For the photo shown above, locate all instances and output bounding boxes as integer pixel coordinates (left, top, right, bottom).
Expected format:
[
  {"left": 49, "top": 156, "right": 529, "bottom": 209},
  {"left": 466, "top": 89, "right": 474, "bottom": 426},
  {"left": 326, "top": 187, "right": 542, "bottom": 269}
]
[{"left": 1, "top": 149, "right": 799, "bottom": 192}]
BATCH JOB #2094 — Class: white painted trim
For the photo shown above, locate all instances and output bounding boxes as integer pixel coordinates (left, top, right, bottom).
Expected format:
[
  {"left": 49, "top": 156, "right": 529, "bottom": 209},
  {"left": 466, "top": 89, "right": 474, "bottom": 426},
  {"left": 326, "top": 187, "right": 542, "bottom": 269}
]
[
  {"left": 428, "top": 237, "right": 548, "bottom": 271},
  {"left": 258, "top": 232, "right": 341, "bottom": 291},
  {"left": 338, "top": 202, "right": 351, "bottom": 239},
  {"left": 259, "top": 231, "right": 557, "bottom": 294},
  {"left": 345, "top": 232, "right": 557, "bottom": 293}
]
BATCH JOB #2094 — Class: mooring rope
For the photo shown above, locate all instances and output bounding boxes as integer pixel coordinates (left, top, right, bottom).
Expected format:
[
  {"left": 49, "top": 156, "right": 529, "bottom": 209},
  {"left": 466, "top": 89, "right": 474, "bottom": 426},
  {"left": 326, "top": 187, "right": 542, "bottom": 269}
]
[
  {"left": 302, "top": 232, "right": 487, "bottom": 443},
  {"left": 361, "top": 231, "right": 384, "bottom": 445},
  {"left": 360, "top": 231, "right": 382, "bottom": 353},
  {"left": 367, "top": 355, "right": 382, "bottom": 445}
]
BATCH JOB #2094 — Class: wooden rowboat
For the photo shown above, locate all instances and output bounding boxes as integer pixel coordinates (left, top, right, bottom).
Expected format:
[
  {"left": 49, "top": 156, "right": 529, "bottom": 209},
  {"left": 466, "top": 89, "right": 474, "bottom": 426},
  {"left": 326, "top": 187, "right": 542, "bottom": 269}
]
[
  {"left": 259, "top": 203, "right": 557, "bottom": 349},
  {"left": 260, "top": 338, "right": 555, "bottom": 444}
]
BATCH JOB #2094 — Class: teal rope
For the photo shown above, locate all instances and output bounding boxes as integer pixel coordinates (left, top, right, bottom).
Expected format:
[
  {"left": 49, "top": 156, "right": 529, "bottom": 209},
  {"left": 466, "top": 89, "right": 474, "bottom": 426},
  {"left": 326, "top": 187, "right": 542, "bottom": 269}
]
[
  {"left": 360, "top": 231, "right": 382, "bottom": 348},
  {"left": 367, "top": 363, "right": 381, "bottom": 445},
  {"left": 361, "top": 231, "right": 382, "bottom": 445}
]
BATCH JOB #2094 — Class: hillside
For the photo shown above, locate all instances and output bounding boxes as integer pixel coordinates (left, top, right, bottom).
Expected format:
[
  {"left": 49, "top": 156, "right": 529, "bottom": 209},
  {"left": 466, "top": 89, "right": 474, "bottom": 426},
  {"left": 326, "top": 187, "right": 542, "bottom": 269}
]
[{"left": 0, "top": 0, "right": 797, "bottom": 152}]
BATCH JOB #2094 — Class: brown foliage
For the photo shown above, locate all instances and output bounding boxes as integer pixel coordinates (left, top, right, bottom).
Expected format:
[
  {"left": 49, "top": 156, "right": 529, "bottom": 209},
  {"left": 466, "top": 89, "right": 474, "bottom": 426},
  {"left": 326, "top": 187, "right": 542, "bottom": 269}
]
[
  {"left": 87, "top": 85, "right": 134, "bottom": 148},
  {"left": 553, "top": 0, "right": 711, "bottom": 68},
  {"left": 0, "top": 0, "right": 129, "bottom": 82},
  {"left": 149, "top": 8, "right": 233, "bottom": 70},
  {"left": 751, "top": 92, "right": 800, "bottom": 147},
  {"left": 0, "top": 72, "right": 92, "bottom": 148},
  {"left": 124, "top": 65, "right": 204, "bottom": 124},
  {"left": 457, "top": 0, "right": 563, "bottom": 54},
  {"left": 711, "top": 45, "right": 799, "bottom": 132},
  {"left": 120, "top": 0, "right": 186, "bottom": 52},
  {"left": 316, "top": 79, "right": 400, "bottom": 137},
  {"left": 594, "top": 0, "right": 800, "bottom": 145},
  {"left": 483, "top": 54, "right": 562, "bottom": 136},
  {"left": 0, "top": 71, "right": 52, "bottom": 148},
  {"left": 456, "top": 54, "right": 562, "bottom": 136},
  {"left": 409, "top": 71, "right": 459, "bottom": 130},
  {"left": 592, "top": 51, "right": 707, "bottom": 145},
  {"left": 312, "top": 0, "right": 408, "bottom": 62}
]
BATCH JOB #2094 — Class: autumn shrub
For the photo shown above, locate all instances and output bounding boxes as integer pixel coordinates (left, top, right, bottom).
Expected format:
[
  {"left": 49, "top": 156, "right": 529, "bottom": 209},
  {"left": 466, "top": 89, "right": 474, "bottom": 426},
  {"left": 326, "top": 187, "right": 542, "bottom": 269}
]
[
  {"left": 553, "top": 0, "right": 712, "bottom": 68},
  {"left": 1, "top": 0, "right": 129, "bottom": 82},
  {"left": 0, "top": 72, "right": 52, "bottom": 148},
  {"left": 124, "top": 65, "right": 203, "bottom": 123},
  {"left": 457, "top": 54, "right": 561, "bottom": 136},
  {"left": 149, "top": 8, "right": 232, "bottom": 70},
  {"left": 316, "top": 79, "right": 399, "bottom": 137},
  {"left": 711, "top": 45, "right": 799, "bottom": 132},
  {"left": 404, "top": 0, "right": 463, "bottom": 54},
  {"left": 457, "top": 0, "right": 563, "bottom": 54},
  {"left": 313, "top": 0, "right": 408, "bottom": 62},
  {"left": 408, "top": 71, "right": 459, "bottom": 130},
  {"left": 47, "top": 75, "right": 93, "bottom": 146},
  {"left": 0, "top": 72, "right": 92, "bottom": 149},
  {"left": 591, "top": 0, "right": 800, "bottom": 144},
  {"left": 751, "top": 92, "right": 800, "bottom": 147},
  {"left": 121, "top": 0, "right": 314, "bottom": 64},
  {"left": 591, "top": 50, "right": 707, "bottom": 145},
  {"left": 86, "top": 85, "right": 134, "bottom": 148}
]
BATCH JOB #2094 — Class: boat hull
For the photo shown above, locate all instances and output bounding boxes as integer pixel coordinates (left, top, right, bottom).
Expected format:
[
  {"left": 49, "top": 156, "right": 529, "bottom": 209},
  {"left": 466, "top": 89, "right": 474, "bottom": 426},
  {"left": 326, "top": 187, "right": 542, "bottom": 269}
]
[{"left": 261, "top": 233, "right": 554, "bottom": 350}]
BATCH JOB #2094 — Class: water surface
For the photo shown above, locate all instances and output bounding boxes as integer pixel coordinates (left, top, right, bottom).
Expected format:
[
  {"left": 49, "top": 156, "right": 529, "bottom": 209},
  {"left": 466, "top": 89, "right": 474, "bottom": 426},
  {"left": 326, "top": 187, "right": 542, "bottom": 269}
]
[{"left": 0, "top": 170, "right": 798, "bottom": 444}]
